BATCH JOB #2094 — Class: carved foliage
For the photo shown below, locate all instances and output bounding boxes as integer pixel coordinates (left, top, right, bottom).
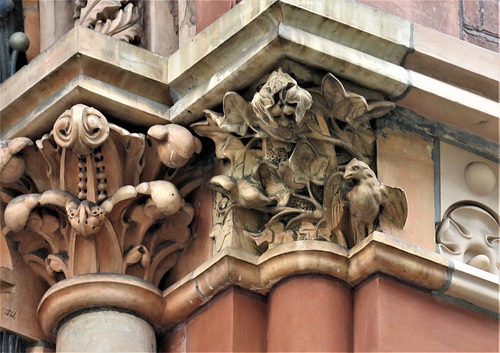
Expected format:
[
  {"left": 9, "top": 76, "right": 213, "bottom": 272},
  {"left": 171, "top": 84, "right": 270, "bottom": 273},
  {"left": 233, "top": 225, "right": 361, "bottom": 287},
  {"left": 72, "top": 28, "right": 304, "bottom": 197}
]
[
  {"left": 0, "top": 104, "right": 201, "bottom": 287},
  {"left": 75, "top": 0, "right": 143, "bottom": 43},
  {"left": 437, "top": 202, "right": 499, "bottom": 275},
  {"left": 192, "top": 70, "right": 406, "bottom": 252}
]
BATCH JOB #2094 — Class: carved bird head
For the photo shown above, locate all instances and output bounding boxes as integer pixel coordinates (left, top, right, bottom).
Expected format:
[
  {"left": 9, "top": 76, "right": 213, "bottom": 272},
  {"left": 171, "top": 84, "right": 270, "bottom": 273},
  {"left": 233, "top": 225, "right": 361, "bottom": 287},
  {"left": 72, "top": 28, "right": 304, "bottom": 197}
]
[{"left": 343, "top": 158, "right": 376, "bottom": 183}]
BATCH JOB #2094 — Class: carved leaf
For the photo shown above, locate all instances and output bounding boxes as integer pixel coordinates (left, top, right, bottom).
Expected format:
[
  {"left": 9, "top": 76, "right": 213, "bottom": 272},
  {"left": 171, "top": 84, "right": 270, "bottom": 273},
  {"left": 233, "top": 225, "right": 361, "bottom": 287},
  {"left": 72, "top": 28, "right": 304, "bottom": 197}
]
[
  {"left": 284, "top": 85, "right": 313, "bottom": 125},
  {"left": 292, "top": 142, "right": 329, "bottom": 185},
  {"left": 109, "top": 126, "right": 146, "bottom": 186},
  {"left": 46, "top": 254, "right": 69, "bottom": 277},
  {"left": 94, "top": 3, "right": 143, "bottom": 43},
  {"left": 257, "top": 163, "right": 290, "bottom": 207},
  {"left": 79, "top": 0, "right": 122, "bottom": 28},
  {"left": 4, "top": 194, "right": 41, "bottom": 232},
  {"left": 203, "top": 92, "right": 256, "bottom": 136},
  {"left": 321, "top": 73, "right": 394, "bottom": 127},
  {"left": 192, "top": 121, "right": 247, "bottom": 176},
  {"left": 122, "top": 245, "right": 150, "bottom": 278},
  {"left": 365, "top": 101, "right": 396, "bottom": 119},
  {"left": 278, "top": 142, "right": 329, "bottom": 190}
]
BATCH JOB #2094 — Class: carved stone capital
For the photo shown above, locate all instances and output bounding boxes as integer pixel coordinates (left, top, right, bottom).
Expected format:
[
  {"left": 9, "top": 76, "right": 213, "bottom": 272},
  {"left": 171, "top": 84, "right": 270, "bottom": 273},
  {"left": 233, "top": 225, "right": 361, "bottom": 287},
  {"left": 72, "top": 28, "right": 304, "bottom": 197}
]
[
  {"left": 1, "top": 104, "right": 202, "bottom": 287},
  {"left": 192, "top": 70, "right": 406, "bottom": 253}
]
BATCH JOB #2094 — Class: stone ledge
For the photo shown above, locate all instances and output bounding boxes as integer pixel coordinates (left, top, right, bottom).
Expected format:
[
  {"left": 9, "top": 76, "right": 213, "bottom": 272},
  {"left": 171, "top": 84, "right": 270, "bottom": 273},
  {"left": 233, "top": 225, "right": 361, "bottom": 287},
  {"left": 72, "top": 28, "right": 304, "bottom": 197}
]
[
  {"left": 3, "top": 75, "right": 170, "bottom": 140},
  {"left": 443, "top": 260, "right": 499, "bottom": 315},
  {"left": 168, "top": 0, "right": 499, "bottom": 141},
  {"left": 34, "top": 233, "right": 499, "bottom": 342},
  {"left": 0, "top": 26, "right": 169, "bottom": 137},
  {"left": 2, "top": 0, "right": 498, "bottom": 144},
  {"left": 162, "top": 232, "right": 488, "bottom": 330}
]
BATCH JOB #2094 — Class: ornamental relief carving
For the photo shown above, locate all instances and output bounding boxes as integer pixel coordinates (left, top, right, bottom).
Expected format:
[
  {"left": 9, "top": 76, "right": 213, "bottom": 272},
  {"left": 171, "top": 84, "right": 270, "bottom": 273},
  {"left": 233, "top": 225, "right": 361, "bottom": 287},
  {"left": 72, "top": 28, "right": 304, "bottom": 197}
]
[
  {"left": 74, "top": 0, "right": 143, "bottom": 44},
  {"left": 437, "top": 202, "right": 499, "bottom": 275},
  {"left": 192, "top": 70, "right": 408, "bottom": 253},
  {"left": 0, "top": 104, "right": 201, "bottom": 287}
]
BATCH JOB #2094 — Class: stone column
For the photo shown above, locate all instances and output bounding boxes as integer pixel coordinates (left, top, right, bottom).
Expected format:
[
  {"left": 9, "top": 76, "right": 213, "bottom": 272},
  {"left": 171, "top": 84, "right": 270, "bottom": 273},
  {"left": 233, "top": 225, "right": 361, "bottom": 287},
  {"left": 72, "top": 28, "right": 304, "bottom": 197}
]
[
  {"left": 56, "top": 311, "right": 155, "bottom": 352},
  {"left": 37, "top": 274, "right": 162, "bottom": 353}
]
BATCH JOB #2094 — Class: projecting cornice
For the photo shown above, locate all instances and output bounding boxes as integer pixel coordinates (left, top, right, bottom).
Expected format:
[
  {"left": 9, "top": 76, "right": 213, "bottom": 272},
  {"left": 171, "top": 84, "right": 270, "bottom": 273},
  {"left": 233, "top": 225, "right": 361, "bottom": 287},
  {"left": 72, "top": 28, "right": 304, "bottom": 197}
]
[
  {"left": 1, "top": 26, "right": 170, "bottom": 139},
  {"left": 167, "top": 0, "right": 499, "bottom": 142},
  {"left": 0, "top": 0, "right": 500, "bottom": 141},
  {"left": 1, "top": 0, "right": 498, "bottom": 142}
]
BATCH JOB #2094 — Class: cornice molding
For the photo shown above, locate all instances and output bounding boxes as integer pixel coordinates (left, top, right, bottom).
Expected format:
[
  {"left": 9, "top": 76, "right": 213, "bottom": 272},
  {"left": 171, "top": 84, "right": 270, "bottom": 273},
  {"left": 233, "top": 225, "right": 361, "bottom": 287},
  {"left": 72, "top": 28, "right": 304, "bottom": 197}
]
[
  {"left": 1, "top": 0, "right": 498, "bottom": 143},
  {"left": 34, "top": 232, "right": 499, "bottom": 342},
  {"left": 0, "top": 26, "right": 169, "bottom": 138},
  {"left": 167, "top": 0, "right": 499, "bottom": 142},
  {"left": 161, "top": 232, "right": 498, "bottom": 328}
]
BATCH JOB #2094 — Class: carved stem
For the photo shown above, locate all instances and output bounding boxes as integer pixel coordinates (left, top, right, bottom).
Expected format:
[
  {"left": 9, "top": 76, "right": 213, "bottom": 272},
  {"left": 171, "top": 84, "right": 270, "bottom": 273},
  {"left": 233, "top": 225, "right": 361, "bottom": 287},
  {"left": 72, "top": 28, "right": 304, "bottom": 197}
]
[{"left": 304, "top": 127, "right": 365, "bottom": 161}]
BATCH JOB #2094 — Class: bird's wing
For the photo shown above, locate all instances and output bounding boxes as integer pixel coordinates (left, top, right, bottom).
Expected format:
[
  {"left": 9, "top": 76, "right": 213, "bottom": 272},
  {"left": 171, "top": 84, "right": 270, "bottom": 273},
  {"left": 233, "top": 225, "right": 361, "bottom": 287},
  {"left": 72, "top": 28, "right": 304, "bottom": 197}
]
[
  {"left": 324, "top": 172, "right": 346, "bottom": 231},
  {"left": 379, "top": 184, "right": 408, "bottom": 229}
]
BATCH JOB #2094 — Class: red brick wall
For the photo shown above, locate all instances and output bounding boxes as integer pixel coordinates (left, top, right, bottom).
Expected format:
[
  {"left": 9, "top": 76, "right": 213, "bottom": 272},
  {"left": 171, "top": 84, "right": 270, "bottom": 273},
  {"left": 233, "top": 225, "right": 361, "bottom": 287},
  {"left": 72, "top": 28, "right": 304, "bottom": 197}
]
[{"left": 462, "top": 0, "right": 499, "bottom": 51}]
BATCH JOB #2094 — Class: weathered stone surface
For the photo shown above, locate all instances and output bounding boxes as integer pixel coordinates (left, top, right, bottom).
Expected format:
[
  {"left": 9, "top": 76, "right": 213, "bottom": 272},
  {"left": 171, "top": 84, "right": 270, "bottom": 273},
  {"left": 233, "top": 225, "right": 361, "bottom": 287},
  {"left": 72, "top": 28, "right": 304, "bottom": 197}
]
[
  {"left": 376, "top": 129, "right": 436, "bottom": 251},
  {"left": 405, "top": 23, "right": 499, "bottom": 102},
  {"left": 57, "top": 310, "right": 156, "bottom": 352}
]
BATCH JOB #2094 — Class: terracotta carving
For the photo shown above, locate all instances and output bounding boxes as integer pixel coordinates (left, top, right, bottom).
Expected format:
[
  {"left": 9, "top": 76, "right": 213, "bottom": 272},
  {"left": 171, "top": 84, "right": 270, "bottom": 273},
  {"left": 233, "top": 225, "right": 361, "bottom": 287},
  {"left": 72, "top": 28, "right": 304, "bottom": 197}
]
[
  {"left": 74, "top": 0, "right": 143, "bottom": 43},
  {"left": 0, "top": 104, "right": 201, "bottom": 286},
  {"left": 192, "top": 70, "right": 407, "bottom": 252},
  {"left": 333, "top": 158, "right": 407, "bottom": 248},
  {"left": 437, "top": 201, "right": 499, "bottom": 275}
]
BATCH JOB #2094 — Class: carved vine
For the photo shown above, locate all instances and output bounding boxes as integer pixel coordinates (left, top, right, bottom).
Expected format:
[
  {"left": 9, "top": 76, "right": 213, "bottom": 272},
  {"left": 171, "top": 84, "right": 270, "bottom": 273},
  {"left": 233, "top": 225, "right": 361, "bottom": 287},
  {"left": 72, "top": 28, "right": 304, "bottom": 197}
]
[
  {"left": 0, "top": 104, "right": 201, "bottom": 287},
  {"left": 192, "top": 70, "right": 407, "bottom": 252},
  {"left": 437, "top": 201, "right": 499, "bottom": 275},
  {"left": 74, "top": 0, "right": 143, "bottom": 43}
]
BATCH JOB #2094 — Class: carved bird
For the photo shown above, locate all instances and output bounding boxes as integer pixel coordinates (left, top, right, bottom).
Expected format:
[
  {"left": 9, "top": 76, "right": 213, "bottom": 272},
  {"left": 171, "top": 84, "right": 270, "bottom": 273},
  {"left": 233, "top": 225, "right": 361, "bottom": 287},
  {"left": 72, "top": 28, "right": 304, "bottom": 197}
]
[
  {"left": 209, "top": 175, "right": 275, "bottom": 210},
  {"left": 331, "top": 158, "right": 407, "bottom": 248}
]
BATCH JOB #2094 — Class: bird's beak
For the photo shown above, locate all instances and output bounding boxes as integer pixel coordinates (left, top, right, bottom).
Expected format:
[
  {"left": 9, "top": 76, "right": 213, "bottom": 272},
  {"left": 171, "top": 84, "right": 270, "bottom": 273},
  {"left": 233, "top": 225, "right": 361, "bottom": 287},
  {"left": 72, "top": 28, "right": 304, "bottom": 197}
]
[{"left": 344, "top": 172, "right": 353, "bottom": 180}]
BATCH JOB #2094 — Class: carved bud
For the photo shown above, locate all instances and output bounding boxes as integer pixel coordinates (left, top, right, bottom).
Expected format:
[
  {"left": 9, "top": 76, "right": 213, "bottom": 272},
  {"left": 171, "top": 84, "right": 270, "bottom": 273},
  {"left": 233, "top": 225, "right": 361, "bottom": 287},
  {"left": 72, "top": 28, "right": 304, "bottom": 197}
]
[
  {"left": 136, "top": 181, "right": 185, "bottom": 217},
  {"left": 53, "top": 104, "right": 110, "bottom": 156},
  {"left": 148, "top": 124, "right": 202, "bottom": 169},
  {"left": 0, "top": 138, "right": 33, "bottom": 183}
]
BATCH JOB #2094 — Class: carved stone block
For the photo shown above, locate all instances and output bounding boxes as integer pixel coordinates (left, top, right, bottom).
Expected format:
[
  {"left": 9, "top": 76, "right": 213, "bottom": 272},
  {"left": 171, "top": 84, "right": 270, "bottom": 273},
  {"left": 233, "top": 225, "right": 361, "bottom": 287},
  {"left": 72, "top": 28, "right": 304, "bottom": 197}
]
[{"left": 192, "top": 69, "right": 407, "bottom": 252}]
